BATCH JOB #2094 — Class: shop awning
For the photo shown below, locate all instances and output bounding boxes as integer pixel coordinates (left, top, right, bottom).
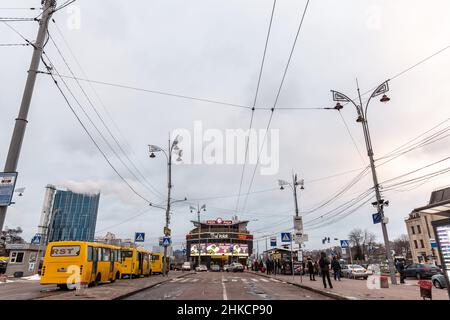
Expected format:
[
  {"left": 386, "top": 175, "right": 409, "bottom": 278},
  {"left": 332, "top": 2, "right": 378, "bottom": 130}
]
[{"left": 413, "top": 199, "right": 450, "bottom": 216}]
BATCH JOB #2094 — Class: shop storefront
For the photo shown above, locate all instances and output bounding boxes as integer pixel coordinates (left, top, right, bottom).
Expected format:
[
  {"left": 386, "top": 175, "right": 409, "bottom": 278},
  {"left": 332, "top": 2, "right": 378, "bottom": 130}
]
[{"left": 186, "top": 218, "right": 253, "bottom": 268}]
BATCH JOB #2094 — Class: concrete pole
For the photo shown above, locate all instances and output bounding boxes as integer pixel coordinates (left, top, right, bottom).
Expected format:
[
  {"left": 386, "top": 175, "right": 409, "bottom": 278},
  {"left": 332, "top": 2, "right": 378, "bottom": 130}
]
[{"left": 0, "top": 0, "right": 56, "bottom": 231}]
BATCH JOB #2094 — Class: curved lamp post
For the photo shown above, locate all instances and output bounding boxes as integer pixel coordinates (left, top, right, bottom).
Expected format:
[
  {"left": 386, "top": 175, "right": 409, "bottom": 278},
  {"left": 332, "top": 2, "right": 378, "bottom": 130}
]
[{"left": 330, "top": 80, "right": 397, "bottom": 285}]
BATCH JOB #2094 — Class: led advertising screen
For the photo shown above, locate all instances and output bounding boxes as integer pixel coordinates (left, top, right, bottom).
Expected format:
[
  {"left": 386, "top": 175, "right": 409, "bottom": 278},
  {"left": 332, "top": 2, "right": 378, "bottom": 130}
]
[{"left": 190, "top": 243, "right": 249, "bottom": 256}]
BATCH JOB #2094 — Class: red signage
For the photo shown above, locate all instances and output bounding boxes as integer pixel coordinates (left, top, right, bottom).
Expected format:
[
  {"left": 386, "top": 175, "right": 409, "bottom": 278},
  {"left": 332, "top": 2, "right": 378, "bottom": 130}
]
[{"left": 206, "top": 218, "right": 233, "bottom": 225}]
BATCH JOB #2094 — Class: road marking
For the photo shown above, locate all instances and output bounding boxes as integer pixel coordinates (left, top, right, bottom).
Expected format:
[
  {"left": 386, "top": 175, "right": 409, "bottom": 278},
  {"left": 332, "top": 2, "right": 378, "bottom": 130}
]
[
  {"left": 222, "top": 276, "right": 228, "bottom": 300},
  {"left": 180, "top": 278, "right": 191, "bottom": 283},
  {"left": 270, "top": 278, "right": 281, "bottom": 282},
  {"left": 190, "top": 278, "right": 199, "bottom": 283},
  {"left": 170, "top": 278, "right": 182, "bottom": 282},
  {"left": 222, "top": 278, "right": 228, "bottom": 282},
  {"left": 260, "top": 278, "right": 269, "bottom": 282},
  {"left": 251, "top": 278, "right": 259, "bottom": 282},
  {"left": 241, "top": 278, "right": 248, "bottom": 282},
  {"left": 231, "top": 279, "right": 237, "bottom": 282}
]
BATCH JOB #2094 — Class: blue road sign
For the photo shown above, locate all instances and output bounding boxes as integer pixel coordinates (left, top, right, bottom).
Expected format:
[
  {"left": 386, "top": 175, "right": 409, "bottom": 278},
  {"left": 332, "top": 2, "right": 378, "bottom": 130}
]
[
  {"left": 281, "top": 232, "right": 291, "bottom": 243},
  {"left": 270, "top": 236, "right": 277, "bottom": 247},
  {"left": 31, "top": 234, "right": 41, "bottom": 245},
  {"left": 162, "top": 236, "right": 171, "bottom": 247},
  {"left": 135, "top": 232, "right": 145, "bottom": 242},
  {"left": 372, "top": 213, "right": 382, "bottom": 224},
  {"left": 340, "top": 240, "right": 349, "bottom": 248}
]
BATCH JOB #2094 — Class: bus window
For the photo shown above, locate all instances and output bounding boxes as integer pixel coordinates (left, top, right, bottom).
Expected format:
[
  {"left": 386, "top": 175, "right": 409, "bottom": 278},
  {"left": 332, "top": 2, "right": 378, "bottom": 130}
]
[
  {"left": 122, "top": 250, "right": 133, "bottom": 259},
  {"left": 88, "top": 246, "right": 93, "bottom": 262},
  {"left": 103, "top": 248, "right": 111, "bottom": 261}
]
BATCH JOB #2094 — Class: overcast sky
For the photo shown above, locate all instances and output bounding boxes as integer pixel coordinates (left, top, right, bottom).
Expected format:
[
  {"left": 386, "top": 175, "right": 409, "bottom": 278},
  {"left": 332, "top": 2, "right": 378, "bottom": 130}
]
[{"left": 1, "top": 0, "right": 449, "bottom": 252}]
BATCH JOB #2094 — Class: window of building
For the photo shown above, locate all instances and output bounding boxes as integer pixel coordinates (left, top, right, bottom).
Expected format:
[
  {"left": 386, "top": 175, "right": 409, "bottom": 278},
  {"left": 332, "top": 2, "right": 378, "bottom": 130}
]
[
  {"left": 414, "top": 240, "right": 418, "bottom": 249},
  {"left": 10, "top": 251, "right": 25, "bottom": 263},
  {"left": 411, "top": 226, "right": 415, "bottom": 235},
  {"left": 420, "top": 239, "right": 425, "bottom": 248},
  {"left": 417, "top": 225, "right": 421, "bottom": 234}
]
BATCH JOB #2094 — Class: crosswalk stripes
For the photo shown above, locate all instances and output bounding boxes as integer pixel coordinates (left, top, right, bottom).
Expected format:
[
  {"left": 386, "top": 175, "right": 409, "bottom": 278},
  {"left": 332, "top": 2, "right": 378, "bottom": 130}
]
[{"left": 170, "top": 276, "right": 283, "bottom": 284}]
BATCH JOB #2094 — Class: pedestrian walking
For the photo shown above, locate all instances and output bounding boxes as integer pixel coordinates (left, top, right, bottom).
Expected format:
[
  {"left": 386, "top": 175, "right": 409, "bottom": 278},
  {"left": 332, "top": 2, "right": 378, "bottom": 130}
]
[
  {"left": 319, "top": 252, "right": 333, "bottom": 289},
  {"left": 307, "top": 257, "right": 315, "bottom": 281},
  {"left": 314, "top": 261, "right": 320, "bottom": 276},
  {"left": 398, "top": 260, "right": 406, "bottom": 284},
  {"left": 331, "top": 256, "right": 341, "bottom": 281}
]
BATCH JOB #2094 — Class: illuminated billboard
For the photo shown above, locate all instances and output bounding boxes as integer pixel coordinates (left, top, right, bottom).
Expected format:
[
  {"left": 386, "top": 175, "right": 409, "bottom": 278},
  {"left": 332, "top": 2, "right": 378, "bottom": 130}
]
[{"left": 190, "top": 243, "right": 249, "bottom": 256}]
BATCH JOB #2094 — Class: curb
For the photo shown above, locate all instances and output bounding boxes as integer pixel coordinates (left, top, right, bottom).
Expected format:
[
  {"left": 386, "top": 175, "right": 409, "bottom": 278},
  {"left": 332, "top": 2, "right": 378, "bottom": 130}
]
[
  {"left": 113, "top": 272, "right": 195, "bottom": 300},
  {"left": 247, "top": 271, "right": 353, "bottom": 300}
]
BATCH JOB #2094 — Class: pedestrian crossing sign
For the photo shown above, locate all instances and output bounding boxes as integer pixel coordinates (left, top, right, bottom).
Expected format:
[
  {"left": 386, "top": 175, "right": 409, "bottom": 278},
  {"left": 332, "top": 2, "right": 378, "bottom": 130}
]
[
  {"left": 135, "top": 232, "right": 145, "bottom": 242},
  {"left": 281, "top": 232, "right": 291, "bottom": 242},
  {"left": 340, "top": 240, "right": 349, "bottom": 248},
  {"left": 162, "top": 236, "right": 171, "bottom": 247}
]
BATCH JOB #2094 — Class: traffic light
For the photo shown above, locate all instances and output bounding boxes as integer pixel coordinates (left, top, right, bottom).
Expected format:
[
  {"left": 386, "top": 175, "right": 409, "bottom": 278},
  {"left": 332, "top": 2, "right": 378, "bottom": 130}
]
[{"left": 328, "top": 237, "right": 330, "bottom": 243}]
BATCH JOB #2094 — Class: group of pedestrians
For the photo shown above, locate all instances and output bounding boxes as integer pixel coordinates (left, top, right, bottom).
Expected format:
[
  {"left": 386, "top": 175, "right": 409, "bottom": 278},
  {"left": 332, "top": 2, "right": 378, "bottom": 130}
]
[
  {"left": 306, "top": 252, "right": 343, "bottom": 289},
  {"left": 264, "top": 258, "right": 282, "bottom": 275}
]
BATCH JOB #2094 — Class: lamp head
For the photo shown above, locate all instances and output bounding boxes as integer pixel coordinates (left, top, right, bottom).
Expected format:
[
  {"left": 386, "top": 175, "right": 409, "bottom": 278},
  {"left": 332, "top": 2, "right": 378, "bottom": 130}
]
[
  {"left": 380, "top": 94, "right": 390, "bottom": 103},
  {"left": 280, "top": 186, "right": 284, "bottom": 190},
  {"left": 149, "top": 152, "right": 156, "bottom": 158},
  {"left": 334, "top": 103, "right": 343, "bottom": 111}
]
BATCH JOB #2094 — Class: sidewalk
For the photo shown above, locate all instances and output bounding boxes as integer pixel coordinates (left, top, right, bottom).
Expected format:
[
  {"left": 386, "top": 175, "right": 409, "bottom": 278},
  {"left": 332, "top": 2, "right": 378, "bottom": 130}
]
[
  {"left": 34, "top": 271, "right": 194, "bottom": 300},
  {"left": 249, "top": 271, "right": 450, "bottom": 300}
]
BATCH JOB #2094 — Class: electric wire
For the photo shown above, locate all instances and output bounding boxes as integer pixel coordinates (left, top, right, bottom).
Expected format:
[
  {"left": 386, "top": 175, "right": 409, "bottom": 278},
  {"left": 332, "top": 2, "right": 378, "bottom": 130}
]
[
  {"left": 235, "top": 0, "right": 277, "bottom": 214},
  {"left": 241, "top": 0, "right": 310, "bottom": 212}
]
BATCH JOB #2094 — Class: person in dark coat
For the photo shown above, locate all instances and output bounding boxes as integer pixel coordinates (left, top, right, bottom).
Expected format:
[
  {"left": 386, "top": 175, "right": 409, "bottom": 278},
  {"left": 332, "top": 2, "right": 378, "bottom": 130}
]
[
  {"left": 331, "top": 256, "right": 342, "bottom": 281},
  {"left": 307, "top": 257, "right": 315, "bottom": 281},
  {"left": 398, "top": 260, "right": 406, "bottom": 284},
  {"left": 319, "top": 252, "right": 333, "bottom": 289}
]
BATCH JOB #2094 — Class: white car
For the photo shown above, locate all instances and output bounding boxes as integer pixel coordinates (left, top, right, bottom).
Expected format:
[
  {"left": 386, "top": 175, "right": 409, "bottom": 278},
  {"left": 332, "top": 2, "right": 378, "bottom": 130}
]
[
  {"left": 182, "top": 262, "right": 191, "bottom": 271},
  {"left": 341, "top": 264, "right": 368, "bottom": 279},
  {"left": 195, "top": 264, "right": 208, "bottom": 272}
]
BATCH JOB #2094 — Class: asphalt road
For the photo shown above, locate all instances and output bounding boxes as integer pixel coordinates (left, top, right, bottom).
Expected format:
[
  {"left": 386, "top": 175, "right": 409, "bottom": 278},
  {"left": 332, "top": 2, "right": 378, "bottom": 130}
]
[
  {"left": 125, "top": 271, "right": 332, "bottom": 300},
  {"left": 0, "top": 280, "right": 60, "bottom": 300}
]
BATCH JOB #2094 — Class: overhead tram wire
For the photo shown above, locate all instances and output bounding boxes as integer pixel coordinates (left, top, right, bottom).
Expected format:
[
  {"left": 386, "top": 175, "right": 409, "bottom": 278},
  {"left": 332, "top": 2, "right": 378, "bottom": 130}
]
[
  {"left": 51, "top": 19, "right": 164, "bottom": 199},
  {"left": 43, "top": 54, "right": 155, "bottom": 206},
  {"left": 235, "top": 0, "right": 277, "bottom": 214},
  {"left": 241, "top": 0, "right": 311, "bottom": 212},
  {"left": 338, "top": 110, "right": 367, "bottom": 166},
  {"left": 47, "top": 30, "right": 164, "bottom": 200},
  {"left": 1, "top": 21, "right": 34, "bottom": 46},
  {"left": 37, "top": 72, "right": 253, "bottom": 111}
]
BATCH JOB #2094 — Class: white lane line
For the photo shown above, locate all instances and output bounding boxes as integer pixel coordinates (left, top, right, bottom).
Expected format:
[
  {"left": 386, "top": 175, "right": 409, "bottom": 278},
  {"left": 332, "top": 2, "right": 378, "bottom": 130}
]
[
  {"left": 251, "top": 278, "right": 259, "bottom": 282},
  {"left": 260, "top": 279, "right": 269, "bottom": 282},
  {"left": 190, "top": 278, "right": 199, "bottom": 283},
  {"left": 232, "top": 279, "right": 237, "bottom": 282},
  {"left": 180, "top": 278, "right": 191, "bottom": 283},
  {"left": 270, "top": 278, "right": 281, "bottom": 282},
  {"left": 171, "top": 278, "right": 182, "bottom": 282},
  {"left": 222, "top": 276, "right": 228, "bottom": 300}
]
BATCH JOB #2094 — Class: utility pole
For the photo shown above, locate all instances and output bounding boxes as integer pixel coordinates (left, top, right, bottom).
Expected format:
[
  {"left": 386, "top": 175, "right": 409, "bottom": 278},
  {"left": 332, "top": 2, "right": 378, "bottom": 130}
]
[
  {"left": 149, "top": 135, "right": 184, "bottom": 277},
  {"left": 190, "top": 204, "right": 206, "bottom": 268},
  {"left": 163, "top": 137, "right": 172, "bottom": 277},
  {"left": 0, "top": 0, "right": 56, "bottom": 232},
  {"left": 331, "top": 79, "right": 397, "bottom": 285}
]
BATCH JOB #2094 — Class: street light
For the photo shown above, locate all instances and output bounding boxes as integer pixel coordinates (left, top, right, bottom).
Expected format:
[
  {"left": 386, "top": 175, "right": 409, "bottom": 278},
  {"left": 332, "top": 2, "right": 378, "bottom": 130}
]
[
  {"left": 278, "top": 173, "right": 304, "bottom": 217},
  {"left": 189, "top": 203, "right": 206, "bottom": 268},
  {"left": 329, "top": 79, "right": 397, "bottom": 285},
  {"left": 148, "top": 134, "right": 185, "bottom": 277}
]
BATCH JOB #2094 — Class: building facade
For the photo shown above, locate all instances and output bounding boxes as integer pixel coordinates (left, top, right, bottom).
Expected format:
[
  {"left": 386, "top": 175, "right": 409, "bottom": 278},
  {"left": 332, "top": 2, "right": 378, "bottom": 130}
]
[
  {"left": 405, "top": 187, "right": 450, "bottom": 265},
  {"left": 186, "top": 217, "right": 253, "bottom": 268},
  {"left": 48, "top": 190, "right": 100, "bottom": 242}
]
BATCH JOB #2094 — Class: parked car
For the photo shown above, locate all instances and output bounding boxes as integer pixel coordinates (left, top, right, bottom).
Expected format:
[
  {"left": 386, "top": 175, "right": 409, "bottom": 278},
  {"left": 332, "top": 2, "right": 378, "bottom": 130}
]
[
  {"left": 195, "top": 264, "right": 208, "bottom": 272},
  {"left": 431, "top": 273, "right": 448, "bottom": 289},
  {"left": 224, "top": 264, "right": 231, "bottom": 272},
  {"left": 182, "top": 262, "right": 191, "bottom": 271},
  {"left": 403, "top": 264, "right": 441, "bottom": 279},
  {"left": 230, "top": 262, "right": 244, "bottom": 272},
  {"left": 341, "top": 264, "right": 368, "bottom": 279},
  {"left": 210, "top": 264, "right": 220, "bottom": 272}
]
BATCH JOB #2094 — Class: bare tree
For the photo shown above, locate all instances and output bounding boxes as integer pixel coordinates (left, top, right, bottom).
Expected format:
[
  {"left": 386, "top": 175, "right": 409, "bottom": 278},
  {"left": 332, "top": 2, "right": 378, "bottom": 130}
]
[
  {"left": 348, "top": 228, "right": 364, "bottom": 261},
  {"left": 391, "top": 234, "right": 411, "bottom": 259}
]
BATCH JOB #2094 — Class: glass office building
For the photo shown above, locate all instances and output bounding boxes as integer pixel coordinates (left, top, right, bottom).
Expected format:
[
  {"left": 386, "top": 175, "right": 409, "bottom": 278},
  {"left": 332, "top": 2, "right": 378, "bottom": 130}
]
[{"left": 48, "top": 190, "right": 100, "bottom": 242}]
